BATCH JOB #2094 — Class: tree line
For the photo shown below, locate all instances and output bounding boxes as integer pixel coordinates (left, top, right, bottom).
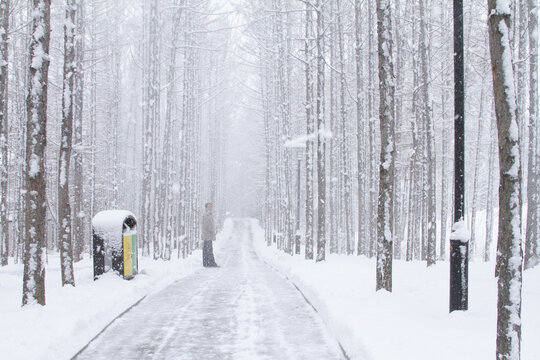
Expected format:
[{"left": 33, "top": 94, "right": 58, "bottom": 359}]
[
  {"left": 248, "top": 0, "right": 537, "bottom": 359},
  {"left": 0, "top": 0, "right": 229, "bottom": 304}
]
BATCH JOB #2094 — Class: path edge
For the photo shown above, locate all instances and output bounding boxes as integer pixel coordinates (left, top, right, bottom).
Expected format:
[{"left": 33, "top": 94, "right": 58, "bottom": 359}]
[
  {"left": 248, "top": 221, "right": 351, "bottom": 360},
  {"left": 70, "top": 295, "right": 147, "bottom": 359}
]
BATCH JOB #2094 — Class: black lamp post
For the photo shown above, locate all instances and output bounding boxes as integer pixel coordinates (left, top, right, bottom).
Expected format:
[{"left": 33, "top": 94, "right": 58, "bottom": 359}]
[{"left": 450, "top": 0, "right": 469, "bottom": 313}]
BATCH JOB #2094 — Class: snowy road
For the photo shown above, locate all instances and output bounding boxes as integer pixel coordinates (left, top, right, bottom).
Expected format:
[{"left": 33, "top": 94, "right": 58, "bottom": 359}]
[{"left": 74, "top": 219, "right": 345, "bottom": 360}]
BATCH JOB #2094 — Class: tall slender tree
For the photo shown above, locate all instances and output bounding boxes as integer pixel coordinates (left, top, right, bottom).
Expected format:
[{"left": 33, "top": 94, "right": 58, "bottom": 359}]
[
  {"left": 0, "top": 0, "right": 9, "bottom": 266},
  {"left": 58, "top": 0, "right": 77, "bottom": 287},
  {"left": 336, "top": 0, "right": 353, "bottom": 255},
  {"left": 419, "top": 0, "right": 436, "bottom": 266},
  {"left": 525, "top": 0, "right": 539, "bottom": 269},
  {"left": 304, "top": 1, "right": 315, "bottom": 260},
  {"left": 485, "top": 112, "right": 497, "bottom": 262},
  {"left": 375, "top": 0, "right": 395, "bottom": 292},
  {"left": 162, "top": 1, "right": 183, "bottom": 260},
  {"left": 72, "top": 0, "right": 85, "bottom": 262},
  {"left": 354, "top": 0, "right": 366, "bottom": 257},
  {"left": 315, "top": 0, "right": 326, "bottom": 262},
  {"left": 487, "top": 1, "right": 524, "bottom": 358},
  {"left": 22, "top": 0, "right": 51, "bottom": 306}
]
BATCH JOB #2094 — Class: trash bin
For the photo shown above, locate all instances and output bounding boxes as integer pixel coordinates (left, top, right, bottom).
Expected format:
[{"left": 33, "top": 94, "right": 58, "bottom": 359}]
[{"left": 92, "top": 210, "right": 138, "bottom": 280}]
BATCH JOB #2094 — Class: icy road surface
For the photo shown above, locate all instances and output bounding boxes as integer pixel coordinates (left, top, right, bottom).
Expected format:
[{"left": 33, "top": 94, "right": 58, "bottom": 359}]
[{"left": 75, "top": 219, "right": 344, "bottom": 360}]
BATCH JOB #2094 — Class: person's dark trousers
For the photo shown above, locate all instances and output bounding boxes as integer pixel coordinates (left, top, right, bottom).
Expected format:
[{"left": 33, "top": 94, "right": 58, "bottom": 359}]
[{"left": 203, "top": 240, "right": 217, "bottom": 267}]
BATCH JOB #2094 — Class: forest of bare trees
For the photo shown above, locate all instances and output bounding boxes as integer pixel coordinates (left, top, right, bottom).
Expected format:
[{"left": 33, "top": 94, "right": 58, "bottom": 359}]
[{"left": 0, "top": 0, "right": 537, "bottom": 358}]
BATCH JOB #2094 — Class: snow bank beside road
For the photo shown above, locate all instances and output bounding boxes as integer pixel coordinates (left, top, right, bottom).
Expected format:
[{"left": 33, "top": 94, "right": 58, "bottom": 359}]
[
  {"left": 0, "top": 219, "right": 233, "bottom": 360},
  {"left": 251, "top": 219, "right": 540, "bottom": 360}
]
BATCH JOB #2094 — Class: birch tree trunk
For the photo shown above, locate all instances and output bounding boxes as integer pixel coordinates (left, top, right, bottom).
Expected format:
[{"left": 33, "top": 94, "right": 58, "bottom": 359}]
[
  {"left": 487, "top": 2, "right": 524, "bottom": 358},
  {"left": 0, "top": 0, "right": 9, "bottom": 266},
  {"left": 22, "top": 0, "right": 51, "bottom": 306},
  {"left": 525, "top": 0, "right": 539, "bottom": 269},
  {"left": 376, "top": 0, "right": 395, "bottom": 292},
  {"left": 58, "top": 0, "right": 77, "bottom": 287}
]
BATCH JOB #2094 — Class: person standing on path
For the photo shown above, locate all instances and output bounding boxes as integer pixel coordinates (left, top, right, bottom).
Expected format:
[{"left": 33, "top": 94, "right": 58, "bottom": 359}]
[{"left": 201, "top": 202, "right": 219, "bottom": 267}]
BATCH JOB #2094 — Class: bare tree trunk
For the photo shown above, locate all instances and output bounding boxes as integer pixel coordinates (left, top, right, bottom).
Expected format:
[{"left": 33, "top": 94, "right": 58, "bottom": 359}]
[
  {"left": 525, "top": 0, "right": 539, "bottom": 269},
  {"left": 328, "top": 0, "right": 338, "bottom": 255},
  {"left": 439, "top": 0, "right": 450, "bottom": 261},
  {"left": 485, "top": 111, "right": 497, "bottom": 262},
  {"left": 0, "top": 0, "right": 9, "bottom": 266},
  {"left": 142, "top": 0, "right": 157, "bottom": 258},
  {"left": 376, "top": 0, "right": 395, "bottom": 292},
  {"left": 315, "top": 0, "right": 326, "bottom": 262},
  {"left": 470, "top": 76, "right": 487, "bottom": 257},
  {"left": 517, "top": 0, "right": 528, "bottom": 238},
  {"left": 487, "top": 2, "right": 524, "bottom": 358},
  {"left": 162, "top": 2, "right": 183, "bottom": 261},
  {"left": 440, "top": 94, "right": 449, "bottom": 260},
  {"left": 419, "top": 0, "right": 436, "bottom": 266},
  {"left": 89, "top": 0, "right": 97, "bottom": 258},
  {"left": 110, "top": 1, "right": 120, "bottom": 211},
  {"left": 335, "top": 0, "right": 353, "bottom": 255},
  {"left": 22, "top": 0, "right": 51, "bottom": 306},
  {"left": 259, "top": 11, "right": 273, "bottom": 247},
  {"left": 305, "top": 1, "right": 315, "bottom": 260},
  {"left": 354, "top": 0, "right": 367, "bottom": 256},
  {"left": 368, "top": 0, "right": 377, "bottom": 259},
  {"left": 150, "top": 0, "right": 161, "bottom": 259},
  {"left": 72, "top": 0, "right": 85, "bottom": 262},
  {"left": 406, "top": 149, "right": 415, "bottom": 262},
  {"left": 274, "top": 0, "right": 294, "bottom": 255},
  {"left": 411, "top": 2, "right": 423, "bottom": 261},
  {"left": 58, "top": 0, "right": 77, "bottom": 287},
  {"left": 392, "top": 0, "right": 404, "bottom": 260},
  {"left": 179, "top": 13, "right": 191, "bottom": 256}
]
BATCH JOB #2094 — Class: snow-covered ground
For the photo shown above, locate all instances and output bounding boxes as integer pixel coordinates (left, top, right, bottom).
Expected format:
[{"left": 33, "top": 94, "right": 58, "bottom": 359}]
[
  {"left": 252, "top": 218, "right": 540, "bottom": 360},
  {"left": 3, "top": 217, "right": 539, "bottom": 360},
  {"left": 74, "top": 218, "right": 343, "bottom": 360},
  {"left": 0, "top": 221, "right": 234, "bottom": 360}
]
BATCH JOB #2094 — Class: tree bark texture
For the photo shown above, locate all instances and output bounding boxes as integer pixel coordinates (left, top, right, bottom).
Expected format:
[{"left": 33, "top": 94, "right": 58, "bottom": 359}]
[
  {"left": 315, "top": 0, "right": 326, "bottom": 262},
  {"left": 525, "top": 0, "right": 539, "bottom": 269},
  {"left": 305, "top": 2, "right": 315, "bottom": 260},
  {"left": 354, "top": 0, "right": 367, "bottom": 257},
  {"left": 72, "top": 0, "right": 85, "bottom": 262},
  {"left": 58, "top": 0, "right": 77, "bottom": 287},
  {"left": 23, "top": 0, "right": 51, "bottom": 306},
  {"left": 376, "top": 0, "right": 395, "bottom": 292},
  {"left": 487, "top": 2, "right": 523, "bottom": 359},
  {"left": 0, "top": 0, "right": 9, "bottom": 266}
]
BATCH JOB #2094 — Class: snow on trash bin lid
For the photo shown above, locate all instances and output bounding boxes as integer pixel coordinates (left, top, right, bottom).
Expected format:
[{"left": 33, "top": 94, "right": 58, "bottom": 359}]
[{"left": 92, "top": 210, "right": 137, "bottom": 250}]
